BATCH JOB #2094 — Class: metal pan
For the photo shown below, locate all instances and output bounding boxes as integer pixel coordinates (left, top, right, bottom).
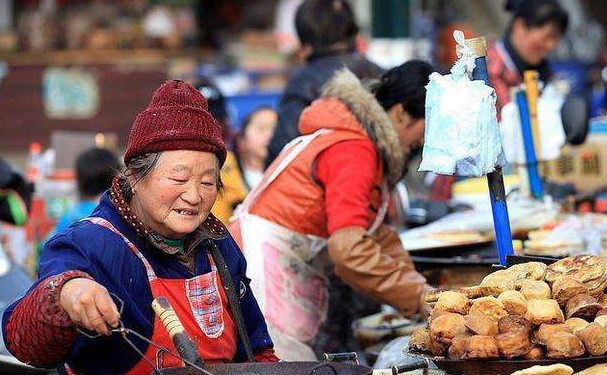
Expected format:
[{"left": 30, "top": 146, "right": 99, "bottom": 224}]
[
  {"left": 159, "top": 361, "right": 429, "bottom": 375},
  {"left": 408, "top": 352, "right": 607, "bottom": 375},
  {"left": 159, "top": 362, "right": 375, "bottom": 375}
]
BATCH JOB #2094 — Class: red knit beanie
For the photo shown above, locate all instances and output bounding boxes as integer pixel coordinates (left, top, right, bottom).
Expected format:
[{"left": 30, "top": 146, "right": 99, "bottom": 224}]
[{"left": 124, "top": 80, "right": 227, "bottom": 166}]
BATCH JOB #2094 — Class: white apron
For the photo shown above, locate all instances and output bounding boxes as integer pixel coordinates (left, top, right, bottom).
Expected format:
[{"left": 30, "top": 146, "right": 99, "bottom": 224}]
[{"left": 233, "top": 130, "right": 389, "bottom": 360}]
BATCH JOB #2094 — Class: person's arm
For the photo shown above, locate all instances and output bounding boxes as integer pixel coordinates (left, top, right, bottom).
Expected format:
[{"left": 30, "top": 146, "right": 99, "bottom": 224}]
[
  {"left": 228, "top": 238, "right": 279, "bottom": 362},
  {"left": 316, "top": 141, "right": 427, "bottom": 317},
  {"left": 253, "top": 349, "right": 279, "bottom": 362},
  {"left": 327, "top": 225, "right": 427, "bottom": 317},
  {"left": 2, "top": 235, "right": 119, "bottom": 368},
  {"left": 3, "top": 271, "right": 93, "bottom": 368}
]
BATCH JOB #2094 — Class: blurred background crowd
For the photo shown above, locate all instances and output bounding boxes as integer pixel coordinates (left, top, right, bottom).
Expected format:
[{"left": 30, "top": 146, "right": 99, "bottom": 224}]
[
  {"left": 2, "top": 0, "right": 607, "bottom": 368},
  {"left": 1, "top": 0, "right": 607, "bottom": 295}
]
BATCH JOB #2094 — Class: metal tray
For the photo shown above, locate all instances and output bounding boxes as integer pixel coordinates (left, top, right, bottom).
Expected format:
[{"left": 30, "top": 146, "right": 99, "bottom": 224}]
[
  {"left": 407, "top": 352, "right": 607, "bottom": 375},
  {"left": 159, "top": 362, "right": 374, "bottom": 375}
]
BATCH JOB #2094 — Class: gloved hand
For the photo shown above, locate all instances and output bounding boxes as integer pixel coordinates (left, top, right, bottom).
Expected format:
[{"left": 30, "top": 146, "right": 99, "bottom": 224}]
[{"left": 418, "top": 284, "right": 436, "bottom": 321}]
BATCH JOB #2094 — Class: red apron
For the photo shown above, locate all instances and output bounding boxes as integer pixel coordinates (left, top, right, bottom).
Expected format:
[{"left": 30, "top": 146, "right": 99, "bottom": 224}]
[{"left": 67, "top": 217, "right": 238, "bottom": 374}]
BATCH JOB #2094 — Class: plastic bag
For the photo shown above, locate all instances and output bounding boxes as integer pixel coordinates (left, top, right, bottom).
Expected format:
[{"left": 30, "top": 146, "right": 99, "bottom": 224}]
[
  {"left": 500, "top": 82, "right": 567, "bottom": 164},
  {"left": 419, "top": 30, "right": 506, "bottom": 177}
]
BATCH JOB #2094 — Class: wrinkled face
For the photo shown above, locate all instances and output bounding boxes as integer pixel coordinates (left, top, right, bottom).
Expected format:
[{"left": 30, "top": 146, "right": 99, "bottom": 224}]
[
  {"left": 512, "top": 20, "right": 563, "bottom": 66},
  {"left": 130, "top": 150, "right": 219, "bottom": 239},
  {"left": 239, "top": 109, "right": 277, "bottom": 162},
  {"left": 388, "top": 104, "right": 425, "bottom": 151}
]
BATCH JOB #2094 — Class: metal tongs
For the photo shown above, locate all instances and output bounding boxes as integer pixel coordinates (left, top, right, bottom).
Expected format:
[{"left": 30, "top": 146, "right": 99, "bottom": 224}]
[
  {"left": 77, "top": 295, "right": 429, "bottom": 375},
  {"left": 323, "top": 352, "right": 430, "bottom": 375},
  {"left": 77, "top": 294, "right": 214, "bottom": 375}
]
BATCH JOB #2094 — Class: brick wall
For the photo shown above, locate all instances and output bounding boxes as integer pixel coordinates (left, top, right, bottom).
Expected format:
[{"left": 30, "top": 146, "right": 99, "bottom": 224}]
[{"left": 0, "top": 64, "right": 166, "bottom": 150}]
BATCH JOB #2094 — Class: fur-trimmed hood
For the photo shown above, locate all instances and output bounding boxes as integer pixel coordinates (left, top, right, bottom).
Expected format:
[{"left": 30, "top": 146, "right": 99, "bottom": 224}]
[{"left": 298, "top": 69, "right": 405, "bottom": 186}]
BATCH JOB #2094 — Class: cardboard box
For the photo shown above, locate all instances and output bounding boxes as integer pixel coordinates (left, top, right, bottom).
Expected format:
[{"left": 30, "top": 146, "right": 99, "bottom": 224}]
[{"left": 540, "top": 133, "right": 607, "bottom": 193}]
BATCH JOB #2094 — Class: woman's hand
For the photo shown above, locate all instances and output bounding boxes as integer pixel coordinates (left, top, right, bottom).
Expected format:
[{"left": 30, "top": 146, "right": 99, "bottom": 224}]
[
  {"left": 59, "top": 278, "right": 120, "bottom": 336},
  {"left": 419, "top": 284, "right": 436, "bottom": 321}
]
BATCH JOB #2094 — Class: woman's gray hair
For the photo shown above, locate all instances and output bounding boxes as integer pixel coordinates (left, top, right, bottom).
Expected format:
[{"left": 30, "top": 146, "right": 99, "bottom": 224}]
[
  {"left": 118, "top": 152, "right": 224, "bottom": 202},
  {"left": 118, "top": 153, "right": 161, "bottom": 202}
]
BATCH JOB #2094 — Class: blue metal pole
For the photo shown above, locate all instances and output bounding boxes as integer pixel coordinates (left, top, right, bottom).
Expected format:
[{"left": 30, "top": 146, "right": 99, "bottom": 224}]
[
  {"left": 469, "top": 42, "right": 514, "bottom": 266},
  {"left": 515, "top": 90, "right": 544, "bottom": 199}
]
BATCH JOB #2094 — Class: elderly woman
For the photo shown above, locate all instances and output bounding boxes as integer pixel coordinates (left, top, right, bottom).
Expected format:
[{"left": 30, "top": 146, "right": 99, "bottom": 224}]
[{"left": 2, "top": 80, "right": 277, "bottom": 374}]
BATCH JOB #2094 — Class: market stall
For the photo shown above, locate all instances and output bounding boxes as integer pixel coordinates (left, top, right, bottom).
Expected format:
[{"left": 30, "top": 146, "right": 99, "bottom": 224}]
[
  {"left": 381, "top": 30, "right": 607, "bottom": 375},
  {"left": 408, "top": 254, "right": 607, "bottom": 375}
]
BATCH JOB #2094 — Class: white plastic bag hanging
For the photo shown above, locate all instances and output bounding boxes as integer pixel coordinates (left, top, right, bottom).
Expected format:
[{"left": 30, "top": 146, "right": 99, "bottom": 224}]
[
  {"left": 419, "top": 30, "right": 506, "bottom": 177},
  {"left": 500, "top": 82, "right": 567, "bottom": 164}
]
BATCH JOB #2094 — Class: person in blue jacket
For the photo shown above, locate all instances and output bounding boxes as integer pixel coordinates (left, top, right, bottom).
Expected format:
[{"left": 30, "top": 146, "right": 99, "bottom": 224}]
[
  {"left": 2, "top": 80, "right": 278, "bottom": 375},
  {"left": 55, "top": 147, "right": 119, "bottom": 233},
  {"left": 266, "top": 0, "right": 382, "bottom": 165}
]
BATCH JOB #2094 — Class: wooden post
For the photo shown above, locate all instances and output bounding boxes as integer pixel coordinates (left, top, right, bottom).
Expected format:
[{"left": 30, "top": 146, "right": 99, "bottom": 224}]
[{"left": 524, "top": 70, "right": 541, "bottom": 155}]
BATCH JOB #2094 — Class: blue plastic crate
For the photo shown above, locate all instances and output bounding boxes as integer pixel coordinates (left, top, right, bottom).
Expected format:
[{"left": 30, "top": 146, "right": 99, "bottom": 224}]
[
  {"left": 589, "top": 117, "right": 607, "bottom": 134},
  {"left": 226, "top": 92, "right": 282, "bottom": 131}
]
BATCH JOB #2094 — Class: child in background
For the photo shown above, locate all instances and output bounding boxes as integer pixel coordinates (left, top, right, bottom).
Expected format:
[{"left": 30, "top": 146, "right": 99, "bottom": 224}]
[
  {"left": 195, "top": 78, "right": 250, "bottom": 223},
  {"left": 235, "top": 107, "right": 278, "bottom": 189},
  {"left": 55, "top": 147, "right": 119, "bottom": 232}
]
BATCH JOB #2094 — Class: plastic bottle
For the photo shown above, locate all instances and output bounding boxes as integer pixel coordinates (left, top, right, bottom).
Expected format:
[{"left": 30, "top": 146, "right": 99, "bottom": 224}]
[{"left": 26, "top": 142, "right": 43, "bottom": 185}]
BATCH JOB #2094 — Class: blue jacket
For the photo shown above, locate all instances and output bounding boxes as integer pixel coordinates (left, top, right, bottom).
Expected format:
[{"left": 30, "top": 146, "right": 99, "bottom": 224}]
[
  {"left": 267, "top": 51, "right": 382, "bottom": 165},
  {"left": 55, "top": 200, "right": 99, "bottom": 233},
  {"left": 2, "top": 193, "right": 273, "bottom": 374}
]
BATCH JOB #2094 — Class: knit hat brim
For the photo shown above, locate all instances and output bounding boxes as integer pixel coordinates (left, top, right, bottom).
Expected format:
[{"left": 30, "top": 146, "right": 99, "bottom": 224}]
[{"left": 124, "top": 105, "right": 226, "bottom": 165}]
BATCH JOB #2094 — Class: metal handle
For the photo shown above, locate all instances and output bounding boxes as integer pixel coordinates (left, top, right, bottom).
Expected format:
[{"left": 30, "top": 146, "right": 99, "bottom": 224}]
[
  {"left": 151, "top": 297, "right": 204, "bottom": 368},
  {"left": 323, "top": 352, "right": 359, "bottom": 364},
  {"left": 392, "top": 361, "right": 429, "bottom": 374},
  {"left": 372, "top": 361, "right": 429, "bottom": 375}
]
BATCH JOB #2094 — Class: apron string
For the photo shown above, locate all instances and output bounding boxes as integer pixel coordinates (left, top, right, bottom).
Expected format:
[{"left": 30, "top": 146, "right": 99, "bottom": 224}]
[
  {"left": 206, "top": 239, "right": 255, "bottom": 362},
  {"left": 368, "top": 180, "right": 390, "bottom": 234},
  {"left": 82, "top": 217, "right": 158, "bottom": 280}
]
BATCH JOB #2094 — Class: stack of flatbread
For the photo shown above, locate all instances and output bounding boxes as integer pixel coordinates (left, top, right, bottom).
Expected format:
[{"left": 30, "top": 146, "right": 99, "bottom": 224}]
[
  {"left": 545, "top": 255, "right": 607, "bottom": 298},
  {"left": 509, "top": 364, "right": 572, "bottom": 375},
  {"left": 524, "top": 230, "right": 584, "bottom": 257},
  {"left": 573, "top": 364, "right": 607, "bottom": 375},
  {"left": 509, "top": 364, "right": 607, "bottom": 375},
  {"left": 424, "top": 229, "right": 488, "bottom": 245},
  {"left": 582, "top": 214, "right": 607, "bottom": 252}
]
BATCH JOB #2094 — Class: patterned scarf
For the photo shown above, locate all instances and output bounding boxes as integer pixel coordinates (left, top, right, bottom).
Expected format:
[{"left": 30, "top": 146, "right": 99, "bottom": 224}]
[{"left": 109, "top": 176, "right": 228, "bottom": 270}]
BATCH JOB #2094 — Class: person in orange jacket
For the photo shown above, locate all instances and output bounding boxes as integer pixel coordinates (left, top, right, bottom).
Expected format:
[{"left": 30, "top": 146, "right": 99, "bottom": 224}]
[{"left": 230, "top": 61, "right": 435, "bottom": 360}]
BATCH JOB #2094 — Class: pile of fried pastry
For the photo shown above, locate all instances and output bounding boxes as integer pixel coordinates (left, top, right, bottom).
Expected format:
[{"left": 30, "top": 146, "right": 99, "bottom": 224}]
[{"left": 409, "top": 255, "right": 607, "bottom": 361}]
